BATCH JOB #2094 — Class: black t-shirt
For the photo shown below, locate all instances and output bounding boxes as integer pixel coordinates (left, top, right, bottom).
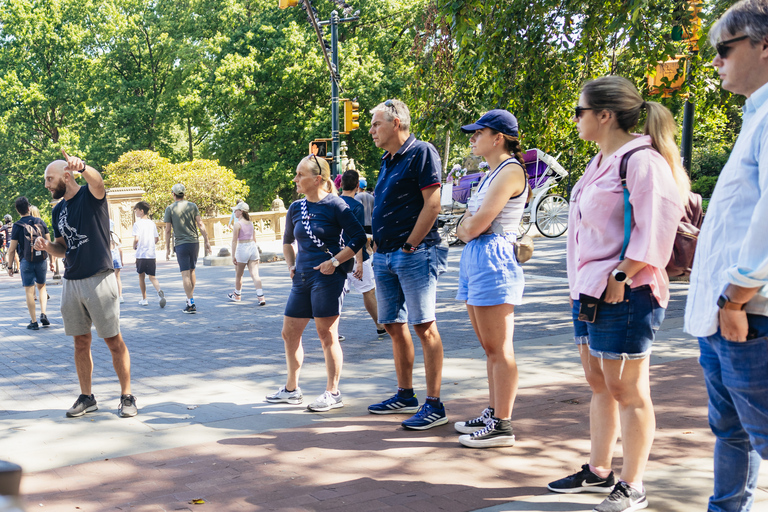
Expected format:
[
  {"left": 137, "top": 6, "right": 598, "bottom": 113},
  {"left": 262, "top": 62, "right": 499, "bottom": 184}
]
[
  {"left": 52, "top": 185, "right": 113, "bottom": 280},
  {"left": 340, "top": 195, "right": 369, "bottom": 263},
  {"left": 11, "top": 216, "right": 49, "bottom": 263}
]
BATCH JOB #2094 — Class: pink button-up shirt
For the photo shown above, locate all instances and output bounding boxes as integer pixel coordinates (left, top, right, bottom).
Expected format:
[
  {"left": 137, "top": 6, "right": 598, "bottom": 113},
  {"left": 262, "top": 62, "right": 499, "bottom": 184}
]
[{"left": 567, "top": 135, "right": 684, "bottom": 308}]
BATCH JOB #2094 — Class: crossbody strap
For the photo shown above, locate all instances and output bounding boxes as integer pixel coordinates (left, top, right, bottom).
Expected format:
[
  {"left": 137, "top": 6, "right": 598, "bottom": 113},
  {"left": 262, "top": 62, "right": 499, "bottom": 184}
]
[{"left": 618, "top": 145, "right": 654, "bottom": 260}]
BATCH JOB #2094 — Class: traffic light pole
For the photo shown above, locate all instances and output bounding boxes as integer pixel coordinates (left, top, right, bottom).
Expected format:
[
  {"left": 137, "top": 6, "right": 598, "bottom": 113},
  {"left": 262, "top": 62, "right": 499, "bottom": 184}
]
[
  {"left": 330, "top": 11, "right": 340, "bottom": 177},
  {"left": 680, "top": 52, "right": 696, "bottom": 175}
]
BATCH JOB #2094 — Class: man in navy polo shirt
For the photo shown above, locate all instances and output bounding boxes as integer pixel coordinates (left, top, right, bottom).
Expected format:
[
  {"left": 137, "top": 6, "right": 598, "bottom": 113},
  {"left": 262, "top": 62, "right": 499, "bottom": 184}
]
[{"left": 367, "top": 99, "right": 449, "bottom": 430}]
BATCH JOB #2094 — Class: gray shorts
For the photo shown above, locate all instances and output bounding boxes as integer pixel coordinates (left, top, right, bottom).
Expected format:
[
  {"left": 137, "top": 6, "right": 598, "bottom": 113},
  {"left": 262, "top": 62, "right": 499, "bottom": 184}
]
[{"left": 61, "top": 270, "right": 121, "bottom": 338}]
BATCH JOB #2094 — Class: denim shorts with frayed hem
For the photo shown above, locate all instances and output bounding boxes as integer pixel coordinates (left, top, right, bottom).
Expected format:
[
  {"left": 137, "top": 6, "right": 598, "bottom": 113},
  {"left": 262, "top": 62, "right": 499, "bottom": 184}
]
[
  {"left": 373, "top": 243, "right": 448, "bottom": 325},
  {"left": 572, "top": 285, "right": 664, "bottom": 360},
  {"left": 20, "top": 259, "right": 46, "bottom": 287}
]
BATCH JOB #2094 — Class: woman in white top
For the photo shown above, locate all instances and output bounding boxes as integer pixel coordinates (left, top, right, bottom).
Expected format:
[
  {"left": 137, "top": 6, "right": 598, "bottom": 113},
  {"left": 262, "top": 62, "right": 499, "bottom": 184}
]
[
  {"left": 454, "top": 110, "right": 529, "bottom": 448},
  {"left": 229, "top": 202, "right": 265, "bottom": 305}
]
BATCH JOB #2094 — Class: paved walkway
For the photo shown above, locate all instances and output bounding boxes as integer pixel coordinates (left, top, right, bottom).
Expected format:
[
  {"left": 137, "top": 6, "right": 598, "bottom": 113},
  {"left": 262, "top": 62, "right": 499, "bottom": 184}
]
[{"left": 1, "top": 239, "right": 766, "bottom": 511}]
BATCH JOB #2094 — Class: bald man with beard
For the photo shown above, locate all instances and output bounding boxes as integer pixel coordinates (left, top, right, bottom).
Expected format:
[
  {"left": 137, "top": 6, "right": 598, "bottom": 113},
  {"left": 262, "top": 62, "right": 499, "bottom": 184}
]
[{"left": 35, "top": 151, "right": 138, "bottom": 418}]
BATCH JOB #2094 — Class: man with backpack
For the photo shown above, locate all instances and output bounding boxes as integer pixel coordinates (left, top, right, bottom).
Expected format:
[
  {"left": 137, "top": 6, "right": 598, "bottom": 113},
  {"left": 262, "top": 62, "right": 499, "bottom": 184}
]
[{"left": 6, "top": 197, "right": 51, "bottom": 330}]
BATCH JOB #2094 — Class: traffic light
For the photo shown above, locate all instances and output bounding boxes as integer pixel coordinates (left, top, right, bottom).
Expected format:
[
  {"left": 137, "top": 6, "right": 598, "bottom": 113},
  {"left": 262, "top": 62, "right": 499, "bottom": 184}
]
[
  {"left": 279, "top": 0, "right": 298, "bottom": 9},
  {"left": 342, "top": 99, "right": 360, "bottom": 133},
  {"left": 309, "top": 138, "right": 332, "bottom": 162}
]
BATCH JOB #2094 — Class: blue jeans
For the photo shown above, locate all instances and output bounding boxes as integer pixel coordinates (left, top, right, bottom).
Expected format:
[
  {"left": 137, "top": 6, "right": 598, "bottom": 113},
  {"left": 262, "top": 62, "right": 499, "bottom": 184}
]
[
  {"left": 20, "top": 259, "right": 47, "bottom": 287},
  {"left": 699, "top": 314, "right": 768, "bottom": 512},
  {"left": 373, "top": 243, "right": 448, "bottom": 325}
]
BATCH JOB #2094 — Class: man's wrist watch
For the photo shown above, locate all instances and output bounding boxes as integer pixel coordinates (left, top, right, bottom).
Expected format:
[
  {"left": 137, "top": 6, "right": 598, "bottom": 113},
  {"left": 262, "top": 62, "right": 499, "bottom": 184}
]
[
  {"left": 611, "top": 268, "right": 633, "bottom": 285},
  {"left": 402, "top": 242, "right": 416, "bottom": 253},
  {"left": 330, "top": 256, "right": 340, "bottom": 267},
  {"left": 717, "top": 293, "right": 746, "bottom": 311}
]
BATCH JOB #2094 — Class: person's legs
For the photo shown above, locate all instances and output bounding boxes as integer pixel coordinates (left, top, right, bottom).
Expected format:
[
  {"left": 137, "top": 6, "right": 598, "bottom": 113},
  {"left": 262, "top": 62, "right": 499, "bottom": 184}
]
[
  {"left": 466, "top": 304, "right": 517, "bottom": 419},
  {"left": 315, "top": 315, "right": 343, "bottom": 392},
  {"left": 412, "top": 321, "right": 443, "bottom": 399},
  {"left": 148, "top": 274, "right": 162, "bottom": 293},
  {"left": 601, "top": 357, "right": 654, "bottom": 484},
  {"left": 246, "top": 260, "right": 264, "bottom": 291},
  {"left": 386, "top": 322, "right": 415, "bottom": 389},
  {"left": 362, "top": 289, "right": 384, "bottom": 330},
  {"left": 104, "top": 334, "right": 132, "bottom": 395},
  {"left": 582, "top": 351, "right": 621, "bottom": 472},
  {"left": 114, "top": 269, "right": 122, "bottom": 296},
  {"left": 281, "top": 316, "right": 310, "bottom": 390},
  {"left": 73, "top": 333, "right": 94, "bottom": 395},
  {"left": 181, "top": 270, "right": 194, "bottom": 298},
  {"left": 37, "top": 282, "right": 47, "bottom": 316},
  {"left": 138, "top": 272, "right": 147, "bottom": 299},
  {"left": 24, "top": 285, "right": 36, "bottom": 322}
]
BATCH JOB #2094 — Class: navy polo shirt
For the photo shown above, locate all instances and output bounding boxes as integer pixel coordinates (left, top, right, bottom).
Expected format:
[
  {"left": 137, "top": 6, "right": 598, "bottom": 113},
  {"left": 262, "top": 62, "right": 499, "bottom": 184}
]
[{"left": 372, "top": 134, "right": 442, "bottom": 253}]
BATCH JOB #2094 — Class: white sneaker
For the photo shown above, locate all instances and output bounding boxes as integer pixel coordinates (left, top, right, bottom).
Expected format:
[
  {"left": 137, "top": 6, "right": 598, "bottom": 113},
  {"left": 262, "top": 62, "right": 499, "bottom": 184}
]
[
  {"left": 157, "top": 290, "right": 166, "bottom": 308},
  {"left": 265, "top": 386, "right": 303, "bottom": 404},
  {"left": 307, "top": 391, "right": 344, "bottom": 412},
  {"left": 138, "top": 299, "right": 149, "bottom": 306},
  {"left": 119, "top": 296, "right": 125, "bottom": 304}
]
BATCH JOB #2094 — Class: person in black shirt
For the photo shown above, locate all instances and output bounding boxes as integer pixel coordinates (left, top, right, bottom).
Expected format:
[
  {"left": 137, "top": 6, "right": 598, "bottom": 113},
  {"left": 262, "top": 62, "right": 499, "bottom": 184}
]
[
  {"left": 7, "top": 197, "right": 51, "bottom": 330},
  {"left": 35, "top": 150, "right": 138, "bottom": 419}
]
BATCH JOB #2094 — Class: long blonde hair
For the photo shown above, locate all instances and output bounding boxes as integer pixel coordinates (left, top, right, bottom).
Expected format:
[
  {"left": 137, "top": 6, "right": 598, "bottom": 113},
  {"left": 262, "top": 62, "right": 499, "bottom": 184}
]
[
  {"left": 582, "top": 76, "right": 691, "bottom": 202},
  {"left": 304, "top": 155, "right": 337, "bottom": 194}
]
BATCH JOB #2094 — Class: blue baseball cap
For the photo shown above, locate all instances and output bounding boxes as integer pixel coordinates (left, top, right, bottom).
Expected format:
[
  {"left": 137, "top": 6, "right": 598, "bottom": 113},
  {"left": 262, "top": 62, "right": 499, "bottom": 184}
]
[
  {"left": 460, "top": 109, "right": 519, "bottom": 137},
  {"left": 359, "top": 178, "right": 367, "bottom": 189}
]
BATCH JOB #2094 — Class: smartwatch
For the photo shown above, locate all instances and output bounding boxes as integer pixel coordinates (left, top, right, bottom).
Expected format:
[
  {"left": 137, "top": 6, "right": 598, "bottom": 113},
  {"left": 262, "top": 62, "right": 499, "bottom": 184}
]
[
  {"left": 611, "top": 268, "right": 633, "bottom": 285},
  {"left": 717, "top": 293, "right": 746, "bottom": 311},
  {"left": 330, "top": 256, "right": 340, "bottom": 267},
  {"left": 402, "top": 242, "right": 416, "bottom": 253}
]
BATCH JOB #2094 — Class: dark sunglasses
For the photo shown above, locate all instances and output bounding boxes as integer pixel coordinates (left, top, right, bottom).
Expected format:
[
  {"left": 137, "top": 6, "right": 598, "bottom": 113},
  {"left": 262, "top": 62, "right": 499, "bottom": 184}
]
[
  {"left": 716, "top": 35, "right": 749, "bottom": 59},
  {"left": 574, "top": 106, "right": 595, "bottom": 119}
]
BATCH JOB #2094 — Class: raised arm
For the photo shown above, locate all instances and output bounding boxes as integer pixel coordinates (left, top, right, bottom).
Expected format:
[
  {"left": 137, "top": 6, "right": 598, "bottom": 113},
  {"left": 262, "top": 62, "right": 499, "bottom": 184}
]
[{"left": 62, "top": 150, "right": 105, "bottom": 200}]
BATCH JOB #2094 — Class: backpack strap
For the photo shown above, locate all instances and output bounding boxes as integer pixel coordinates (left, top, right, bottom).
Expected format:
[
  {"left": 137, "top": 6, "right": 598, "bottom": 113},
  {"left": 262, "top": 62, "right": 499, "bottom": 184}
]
[{"left": 618, "top": 145, "right": 654, "bottom": 260}]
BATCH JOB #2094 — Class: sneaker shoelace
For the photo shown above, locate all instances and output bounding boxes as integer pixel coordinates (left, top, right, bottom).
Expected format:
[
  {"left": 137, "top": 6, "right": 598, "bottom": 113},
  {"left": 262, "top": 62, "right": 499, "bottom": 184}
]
[
  {"left": 470, "top": 418, "right": 498, "bottom": 438},
  {"left": 607, "top": 482, "right": 632, "bottom": 501}
]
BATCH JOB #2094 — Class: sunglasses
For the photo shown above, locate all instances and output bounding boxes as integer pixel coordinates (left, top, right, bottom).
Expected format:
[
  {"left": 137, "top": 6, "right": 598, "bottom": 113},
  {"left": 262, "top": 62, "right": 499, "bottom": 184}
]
[
  {"left": 716, "top": 35, "right": 749, "bottom": 59},
  {"left": 574, "top": 106, "right": 595, "bottom": 119},
  {"left": 309, "top": 154, "right": 323, "bottom": 176}
]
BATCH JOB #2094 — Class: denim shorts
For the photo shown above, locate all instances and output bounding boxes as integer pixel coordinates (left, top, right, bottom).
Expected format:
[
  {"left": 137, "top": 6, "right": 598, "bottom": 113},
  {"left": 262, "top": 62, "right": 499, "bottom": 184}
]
[
  {"left": 373, "top": 243, "right": 448, "bottom": 325},
  {"left": 20, "top": 259, "right": 46, "bottom": 287},
  {"left": 284, "top": 270, "right": 347, "bottom": 319},
  {"left": 175, "top": 243, "right": 199, "bottom": 272},
  {"left": 572, "top": 285, "right": 665, "bottom": 360},
  {"left": 456, "top": 234, "right": 524, "bottom": 306}
]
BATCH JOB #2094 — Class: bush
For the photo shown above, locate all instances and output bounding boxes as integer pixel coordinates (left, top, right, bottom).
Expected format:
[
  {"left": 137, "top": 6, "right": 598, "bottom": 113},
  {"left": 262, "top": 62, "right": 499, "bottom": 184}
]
[
  {"left": 104, "top": 151, "right": 249, "bottom": 220},
  {"left": 691, "top": 151, "right": 730, "bottom": 181},
  {"left": 691, "top": 175, "right": 719, "bottom": 198}
]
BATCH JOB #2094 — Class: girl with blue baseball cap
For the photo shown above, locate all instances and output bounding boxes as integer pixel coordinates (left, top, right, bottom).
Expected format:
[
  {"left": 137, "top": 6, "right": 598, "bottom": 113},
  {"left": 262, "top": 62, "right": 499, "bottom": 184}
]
[{"left": 453, "top": 109, "right": 529, "bottom": 448}]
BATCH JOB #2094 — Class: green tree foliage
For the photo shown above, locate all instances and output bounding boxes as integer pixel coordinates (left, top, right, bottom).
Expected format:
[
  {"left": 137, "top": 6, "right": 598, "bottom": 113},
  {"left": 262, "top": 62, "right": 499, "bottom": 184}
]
[{"left": 104, "top": 150, "right": 249, "bottom": 219}]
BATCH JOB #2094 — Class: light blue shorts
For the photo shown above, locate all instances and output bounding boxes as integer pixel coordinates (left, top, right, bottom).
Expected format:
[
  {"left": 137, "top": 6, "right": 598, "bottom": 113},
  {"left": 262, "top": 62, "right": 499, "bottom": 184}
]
[
  {"left": 373, "top": 243, "right": 448, "bottom": 325},
  {"left": 456, "top": 234, "right": 524, "bottom": 306}
]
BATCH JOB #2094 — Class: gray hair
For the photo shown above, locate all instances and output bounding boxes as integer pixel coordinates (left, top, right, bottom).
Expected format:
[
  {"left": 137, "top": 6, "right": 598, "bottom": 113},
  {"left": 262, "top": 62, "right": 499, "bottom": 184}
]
[
  {"left": 709, "top": 0, "right": 768, "bottom": 46},
  {"left": 370, "top": 99, "right": 411, "bottom": 132}
]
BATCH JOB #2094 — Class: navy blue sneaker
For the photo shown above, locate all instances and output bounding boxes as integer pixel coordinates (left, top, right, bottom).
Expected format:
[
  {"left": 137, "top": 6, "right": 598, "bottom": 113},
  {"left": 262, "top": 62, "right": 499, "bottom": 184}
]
[
  {"left": 401, "top": 402, "right": 448, "bottom": 430},
  {"left": 368, "top": 393, "right": 419, "bottom": 415}
]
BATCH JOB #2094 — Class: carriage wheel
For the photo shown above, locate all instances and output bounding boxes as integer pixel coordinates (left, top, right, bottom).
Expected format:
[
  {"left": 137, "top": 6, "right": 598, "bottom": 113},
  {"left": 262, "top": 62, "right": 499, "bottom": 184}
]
[
  {"left": 535, "top": 194, "right": 569, "bottom": 238},
  {"left": 519, "top": 211, "right": 531, "bottom": 235},
  {"left": 441, "top": 222, "right": 460, "bottom": 246}
]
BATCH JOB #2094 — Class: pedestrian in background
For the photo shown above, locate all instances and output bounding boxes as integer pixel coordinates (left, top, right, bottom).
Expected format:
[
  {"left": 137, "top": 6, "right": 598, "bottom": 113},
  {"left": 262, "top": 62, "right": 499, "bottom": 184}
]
[
  {"left": 110, "top": 222, "right": 124, "bottom": 304},
  {"left": 453, "top": 110, "right": 528, "bottom": 448},
  {"left": 265, "top": 155, "right": 365, "bottom": 412},
  {"left": 354, "top": 177, "right": 374, "bottom": 234},
  {"left": 685, "top": 2, "right": 768, "bottom": 511},
  {"left": 228, "top": 201, "right": 266, "bottom": 306},
  {"left": 548, "top": 76, "right": 688, "bottom": 512},
  {"left": 132, "top": 201, "right": 166, "bottom": 308},
  {"left": 7, "top": 196, "right": 51, "bottom": 330}
]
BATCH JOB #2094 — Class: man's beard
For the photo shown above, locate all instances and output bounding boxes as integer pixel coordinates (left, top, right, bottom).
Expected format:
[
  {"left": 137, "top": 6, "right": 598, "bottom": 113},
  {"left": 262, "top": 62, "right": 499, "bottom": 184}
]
[{"left": 50, "top": 180, "right": 67, "bottom": 199}]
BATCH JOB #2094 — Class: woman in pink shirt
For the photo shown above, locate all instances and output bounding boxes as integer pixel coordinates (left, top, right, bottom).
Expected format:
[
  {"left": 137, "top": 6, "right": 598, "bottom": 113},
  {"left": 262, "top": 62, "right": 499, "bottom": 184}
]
[
  {"left": 548, "top": 76, "right": 688, "bottom": 512},
  {"left": 228, "top": 202, "right": 266, "bottom": 305}
]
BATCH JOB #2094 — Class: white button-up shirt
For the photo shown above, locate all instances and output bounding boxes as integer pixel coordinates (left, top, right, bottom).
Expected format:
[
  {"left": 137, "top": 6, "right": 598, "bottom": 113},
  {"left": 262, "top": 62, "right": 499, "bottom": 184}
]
[{"left": 685, "top": 80, "right": 768, "bottom": 337}]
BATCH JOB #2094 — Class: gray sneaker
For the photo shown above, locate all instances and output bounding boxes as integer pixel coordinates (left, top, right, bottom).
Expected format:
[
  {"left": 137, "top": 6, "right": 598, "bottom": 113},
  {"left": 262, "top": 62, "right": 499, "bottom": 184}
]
[
  {"left": 265, "top": 386, "right": 303, "bottom": 404},
  {"left": 66, "top": 394, "right": 98, "bottom": 418},
  {"left": 157, "top": 290, "right": 166, "bottom": 308},
  {"left": 594, "top": 482, "right": 647, "bottom": 512},
  {"left": 306, "top": 391, "right": 344, "bottom": 412},
  {"left": 118, "top": 394, "right": 138, "bottom": 417}
]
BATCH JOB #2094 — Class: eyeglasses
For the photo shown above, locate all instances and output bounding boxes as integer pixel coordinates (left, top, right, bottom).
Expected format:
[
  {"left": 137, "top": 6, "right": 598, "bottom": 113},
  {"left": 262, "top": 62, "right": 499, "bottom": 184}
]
[
  {"left": 574, "top": 106, "right": 595, "bottom": 119},
  {"left": 716, "top": 35, "right": 749, "bottom": 59},
  {"left": 309, "top": 154, "right": 323, "bottom": 176}
]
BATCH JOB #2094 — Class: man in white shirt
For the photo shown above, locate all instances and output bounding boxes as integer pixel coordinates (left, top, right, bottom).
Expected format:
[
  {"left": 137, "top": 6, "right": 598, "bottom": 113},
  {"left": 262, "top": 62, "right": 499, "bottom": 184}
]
[
  {"left": 132, "top": 201, "right": 166, "bottom": 308},
  {"left": 684, "top": 2, "right": 768, "bottom": 510}
]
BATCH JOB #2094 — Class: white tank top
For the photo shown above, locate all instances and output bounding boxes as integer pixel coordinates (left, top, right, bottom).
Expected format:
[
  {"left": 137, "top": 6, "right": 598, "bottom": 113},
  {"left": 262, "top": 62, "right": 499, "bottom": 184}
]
[{"left": 467, "top": 158, "right": 527, "bottom": 236}]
